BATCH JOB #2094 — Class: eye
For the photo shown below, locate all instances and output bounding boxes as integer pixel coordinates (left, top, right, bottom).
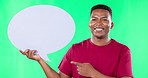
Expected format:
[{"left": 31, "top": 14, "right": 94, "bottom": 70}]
[
  {"left": 91, "top": 18, "right": 97, "bottom": 21},
  {"left": 102, "top": 18, "right": 108, "bottom": 21}
]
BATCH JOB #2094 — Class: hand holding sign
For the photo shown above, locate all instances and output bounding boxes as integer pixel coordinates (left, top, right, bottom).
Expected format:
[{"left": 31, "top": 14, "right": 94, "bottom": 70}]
[
  {"left": 8, "top": 5, "right": 75, "bottom": 61},
  {"left": 19, "top": 49, "right": 41, "bottom": 61}
]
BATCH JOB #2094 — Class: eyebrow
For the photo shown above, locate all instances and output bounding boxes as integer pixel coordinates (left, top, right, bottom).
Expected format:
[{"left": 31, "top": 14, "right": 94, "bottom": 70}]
[{"left": 91, "top": 16, "right": 108, "bottom": 18}]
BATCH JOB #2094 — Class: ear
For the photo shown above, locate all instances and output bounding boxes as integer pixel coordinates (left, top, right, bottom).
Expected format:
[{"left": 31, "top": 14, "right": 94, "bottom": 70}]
[{"left": 111, "top": 22, "right": 114, "bottom": 29}]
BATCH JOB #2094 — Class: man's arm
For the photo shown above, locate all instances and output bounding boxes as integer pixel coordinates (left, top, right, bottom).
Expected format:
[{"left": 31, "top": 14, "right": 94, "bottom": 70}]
[
  {"left": 92, "top": 69, "right": 132, "bottom": 78},
  {"left": 38, "top": 58, "right": 60, "bottom": 78},
  {"left": 121, "top": 77, "right": 131, "bottom": 78},
  {"left": 20, "top": 49, "right": 70, "bottom": 78},
  {"left": 71, "top": 61, "right": 132, "bottom": 78}
]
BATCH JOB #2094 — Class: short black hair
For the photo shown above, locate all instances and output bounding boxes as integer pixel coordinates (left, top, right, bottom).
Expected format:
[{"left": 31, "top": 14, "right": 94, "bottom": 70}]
[{"left": 91, "top": 4, "right": 112, "bottom": 17}]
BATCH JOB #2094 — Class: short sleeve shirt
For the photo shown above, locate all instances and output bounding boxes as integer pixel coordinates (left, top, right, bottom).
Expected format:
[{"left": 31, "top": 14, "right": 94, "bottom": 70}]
[{"left": 58, "top": 39, "right": 133, "bottom": 78}]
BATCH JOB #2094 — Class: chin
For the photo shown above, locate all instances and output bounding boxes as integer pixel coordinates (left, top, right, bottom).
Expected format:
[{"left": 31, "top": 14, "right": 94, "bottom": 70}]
[
  {"left": 95, "top": 36, "right": 105, "bottom": 39},
  {"left": 93, "top": 34, "right": 105, "bottom": 39}
]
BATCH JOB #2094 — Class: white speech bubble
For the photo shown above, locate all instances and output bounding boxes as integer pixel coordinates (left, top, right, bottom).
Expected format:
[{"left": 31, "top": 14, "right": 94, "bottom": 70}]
[{"left": 8, "top": 5, "right": 75, "bottom": 61}]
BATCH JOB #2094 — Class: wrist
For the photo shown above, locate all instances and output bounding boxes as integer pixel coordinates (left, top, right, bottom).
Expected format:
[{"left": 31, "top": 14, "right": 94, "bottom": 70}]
[
  {"left": 37, "top": 58, "right": 44, "bottom": 62},
  {"left": 91, "top": 69, "right": 100, "bottom": 78}
]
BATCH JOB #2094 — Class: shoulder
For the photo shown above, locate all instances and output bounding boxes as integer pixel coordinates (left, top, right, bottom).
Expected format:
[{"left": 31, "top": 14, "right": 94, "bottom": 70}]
[
  {"left": 65, "top": 39, "right": 90, "bottom": 58},
  {"left": 67, "top": 38, "right": 90, "bottom": 51},
  {"left": 112, "top": 39, "right": 130, "bottom": 51},
  {"left": 112, "top": 39, "right": 131, "bottom": 57},
  {"left": 72, "top": 38, "right": 90, "bottom": 48}
]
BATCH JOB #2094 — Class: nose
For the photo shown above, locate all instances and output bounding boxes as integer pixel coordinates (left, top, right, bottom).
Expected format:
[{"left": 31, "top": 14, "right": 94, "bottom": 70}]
[{"left": 94, "top": 19, "right": 103, "bottom": 26}]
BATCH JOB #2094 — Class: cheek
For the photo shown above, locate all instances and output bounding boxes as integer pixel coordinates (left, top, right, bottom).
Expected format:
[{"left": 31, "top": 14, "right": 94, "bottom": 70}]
[
  {"left": 89, "top": 23, "right": 93, "bottom": 28},
  {"left": 89, "top": 25, "right": 94, "bottom": 30},
  {"left": 104, "top": 26, "right": 111, "bottom": 33},
  {"left": 89, "top": 26, "right": 93, "bottom": 30},
  {"left": 102, "top": 21, "right": 109, "bottom": 26},
  {"left": 103, "top": 22, "right": 112, "bottom": 29},
  {"left": 89, "top": 22, "right": 95, "bottom": 28},
  {"left": 89, "top": 21, "right": 96, "bottom": 25}
]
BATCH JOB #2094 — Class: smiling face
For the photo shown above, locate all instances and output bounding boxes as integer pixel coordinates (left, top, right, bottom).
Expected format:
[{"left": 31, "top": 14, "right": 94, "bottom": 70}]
[{"left": 89, "top": 9, "right": 114, "bottom": 39}]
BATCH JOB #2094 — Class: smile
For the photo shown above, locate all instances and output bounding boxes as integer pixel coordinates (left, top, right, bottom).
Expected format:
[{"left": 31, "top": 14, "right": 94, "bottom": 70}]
[{"left": 94, "top": 28, "right": 104, "bottom": 32}]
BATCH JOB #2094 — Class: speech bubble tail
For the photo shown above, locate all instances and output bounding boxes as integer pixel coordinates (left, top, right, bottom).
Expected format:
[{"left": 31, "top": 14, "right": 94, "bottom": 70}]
[{"left": 40, "top": 54, "right": 51, "bottom": 62}]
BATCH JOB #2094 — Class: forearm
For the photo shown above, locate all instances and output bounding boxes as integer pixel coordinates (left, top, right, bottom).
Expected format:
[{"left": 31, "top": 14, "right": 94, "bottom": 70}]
[
  {"left": 38, "top": 58, "right": 60, "bottom": 78},
  {"left": 92, "top": 70, "right": 115, "bottom": 78}
]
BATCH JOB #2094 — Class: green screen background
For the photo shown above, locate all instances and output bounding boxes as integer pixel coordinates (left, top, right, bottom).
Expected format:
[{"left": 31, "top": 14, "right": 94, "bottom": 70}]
[{"left": 0, "top": 0, "right": 148, "bottom": 78}]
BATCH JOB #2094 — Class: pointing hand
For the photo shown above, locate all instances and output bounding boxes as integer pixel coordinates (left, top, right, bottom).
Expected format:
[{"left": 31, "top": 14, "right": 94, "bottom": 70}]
[{"left": 71, "top": 61, "right": 98, "bottom": 77}]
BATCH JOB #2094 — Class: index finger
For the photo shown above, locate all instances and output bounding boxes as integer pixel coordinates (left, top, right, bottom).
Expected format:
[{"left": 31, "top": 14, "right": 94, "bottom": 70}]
[
  {"left": 19, "top": 50, "right": 25, "bottom": 55},
  {"left": 19, "top": 49, "right": 30, "bottom": 55},
  {"left": 71, "top": 61, "right": 83, "bottom": 66}
]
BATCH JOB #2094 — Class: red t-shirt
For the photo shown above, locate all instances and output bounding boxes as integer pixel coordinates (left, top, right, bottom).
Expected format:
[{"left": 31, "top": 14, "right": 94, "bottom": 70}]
[{"left": 58, "top": 39, "right": 133, "bottom": 78}]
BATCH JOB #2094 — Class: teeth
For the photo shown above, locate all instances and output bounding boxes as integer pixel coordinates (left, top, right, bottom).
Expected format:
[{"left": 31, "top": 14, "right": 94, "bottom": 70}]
[{"left": 96, "top": 28, "right": 103, "bottom": 31}]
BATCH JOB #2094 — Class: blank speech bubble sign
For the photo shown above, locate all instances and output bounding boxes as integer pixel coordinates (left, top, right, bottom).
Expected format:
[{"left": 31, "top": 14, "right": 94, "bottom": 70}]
[{"left": 8, "top": 5, "right": 75, "bottom": 61}]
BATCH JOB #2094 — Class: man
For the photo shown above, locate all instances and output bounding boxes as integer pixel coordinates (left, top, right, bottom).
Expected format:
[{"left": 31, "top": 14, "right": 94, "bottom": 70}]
[{"left": 20, "top": 4, "right": 134, "bottom": 78}]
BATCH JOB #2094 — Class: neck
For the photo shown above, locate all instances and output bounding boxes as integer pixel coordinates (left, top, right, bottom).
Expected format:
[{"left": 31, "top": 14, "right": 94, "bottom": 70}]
[{"left": 91, "top": 36, "right": 111, "bottom": 46}]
